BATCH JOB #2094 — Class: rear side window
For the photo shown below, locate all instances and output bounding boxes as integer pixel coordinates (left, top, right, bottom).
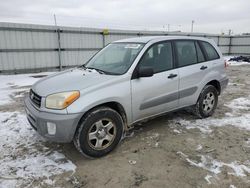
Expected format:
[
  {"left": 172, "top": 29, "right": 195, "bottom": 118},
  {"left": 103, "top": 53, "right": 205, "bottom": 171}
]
[
  {"left": 175, "top": 40, "right": 197, "bottom": 67},
  {"left": 201, "top": 41, "right": 220, "bottom": 61}
]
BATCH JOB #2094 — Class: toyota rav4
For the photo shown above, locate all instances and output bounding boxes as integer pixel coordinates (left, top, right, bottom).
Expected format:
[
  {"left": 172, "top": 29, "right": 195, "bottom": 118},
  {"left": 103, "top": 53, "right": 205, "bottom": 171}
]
[{"left": 25, "top": 36, "right": 228, "bottom": 158}]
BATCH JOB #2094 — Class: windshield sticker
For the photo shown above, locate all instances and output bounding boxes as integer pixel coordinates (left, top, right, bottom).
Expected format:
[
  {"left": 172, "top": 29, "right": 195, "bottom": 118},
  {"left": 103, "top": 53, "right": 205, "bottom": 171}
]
[{"left": 124, "top": 44, "right": 141, "bottom": 49}]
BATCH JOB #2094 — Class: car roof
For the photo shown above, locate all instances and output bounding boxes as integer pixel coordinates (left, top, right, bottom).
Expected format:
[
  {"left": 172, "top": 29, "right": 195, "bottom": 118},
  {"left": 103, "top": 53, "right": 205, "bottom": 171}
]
[{"left": 113, "top": 36, "right": 212, "bottom": 44}]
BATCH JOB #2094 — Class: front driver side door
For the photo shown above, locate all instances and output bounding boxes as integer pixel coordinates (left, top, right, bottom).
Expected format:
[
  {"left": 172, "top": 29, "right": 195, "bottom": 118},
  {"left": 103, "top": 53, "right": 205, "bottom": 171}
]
[{"left": 131, "top": 41, "right": 179, "bottom": 122}]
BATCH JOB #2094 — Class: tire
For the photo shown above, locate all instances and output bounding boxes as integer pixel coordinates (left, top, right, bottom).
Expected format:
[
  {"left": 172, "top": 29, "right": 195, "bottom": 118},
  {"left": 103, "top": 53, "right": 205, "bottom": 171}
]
[
  {"left": 193, "top": 85, "right": 218, "bottom": 118},
  {"left": 73, "top": 107, "right": 124, "bottom": 158}
]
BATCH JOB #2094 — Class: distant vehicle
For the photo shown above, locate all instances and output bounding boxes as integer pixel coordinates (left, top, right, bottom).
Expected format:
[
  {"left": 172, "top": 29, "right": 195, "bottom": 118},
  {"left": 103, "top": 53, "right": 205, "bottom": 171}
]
[{"left": 25, "top": 36, "right": 228, "bottom": 158}]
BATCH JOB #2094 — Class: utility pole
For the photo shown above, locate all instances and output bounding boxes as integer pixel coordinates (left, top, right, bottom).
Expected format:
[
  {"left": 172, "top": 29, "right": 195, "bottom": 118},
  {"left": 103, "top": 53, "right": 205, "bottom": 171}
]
[
  {"left": 163, "top": 24, "right": 170, "bottom": 32},
  {"left": 53, "top": 14, "right": 57, "bottom": 26},
  {"left": 191, "top": 20, "right": 195, "bottom": 32},
  {"left": 54, "top": 14, "right": 62, "bottom": 71}
]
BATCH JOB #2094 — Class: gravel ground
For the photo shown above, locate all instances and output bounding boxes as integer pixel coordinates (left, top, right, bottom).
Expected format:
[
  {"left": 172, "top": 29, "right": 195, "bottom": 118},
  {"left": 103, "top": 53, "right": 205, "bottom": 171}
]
[{"left": 0, "top": 64, "right": 250, "bottom": 188}]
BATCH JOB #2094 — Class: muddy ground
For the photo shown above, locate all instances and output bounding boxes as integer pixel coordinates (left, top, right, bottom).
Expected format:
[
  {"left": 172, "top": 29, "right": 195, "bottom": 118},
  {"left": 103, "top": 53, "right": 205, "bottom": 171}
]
[{"left": 1, "top": 65, "right": 250, "bottom": 188}]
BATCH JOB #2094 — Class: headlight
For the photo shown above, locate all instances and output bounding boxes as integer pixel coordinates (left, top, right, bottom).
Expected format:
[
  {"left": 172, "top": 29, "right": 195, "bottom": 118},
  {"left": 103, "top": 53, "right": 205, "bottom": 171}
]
[{"left": 45, "top": 91, "right": 80, "bottom": 109}]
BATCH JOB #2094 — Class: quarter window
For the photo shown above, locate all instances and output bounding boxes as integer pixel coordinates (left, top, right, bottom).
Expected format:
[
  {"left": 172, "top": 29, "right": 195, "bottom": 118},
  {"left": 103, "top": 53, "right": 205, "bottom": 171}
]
[
  {"left": 201, "top": 41, "right": 220, "bottom": 60},
  {"left": 175, "top": 41, "right": 197, "bottom": 67},
  {"left": 195, "top": 42, "right": 205, "bottom": 62},
  {"left": 140, "top": 42, "right": 173, "bottom": 73}
]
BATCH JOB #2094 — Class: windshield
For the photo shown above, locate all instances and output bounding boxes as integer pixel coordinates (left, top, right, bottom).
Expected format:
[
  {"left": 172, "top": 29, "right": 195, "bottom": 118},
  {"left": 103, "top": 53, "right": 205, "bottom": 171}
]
[{"left": 85, "top": 43, "right": 144, "bottom": 75}]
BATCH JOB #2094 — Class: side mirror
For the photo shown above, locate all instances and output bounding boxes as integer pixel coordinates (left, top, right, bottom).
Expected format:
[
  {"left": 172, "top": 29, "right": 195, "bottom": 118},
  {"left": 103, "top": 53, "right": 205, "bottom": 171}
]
[{"left": 138, "top": 67, "right": 154, "bottom": 78}]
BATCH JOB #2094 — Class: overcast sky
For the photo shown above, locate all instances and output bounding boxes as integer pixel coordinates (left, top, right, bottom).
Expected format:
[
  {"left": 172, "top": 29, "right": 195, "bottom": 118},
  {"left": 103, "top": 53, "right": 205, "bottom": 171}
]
[{"left": 0, "top": 0, "right": 250, "bottom": 34}]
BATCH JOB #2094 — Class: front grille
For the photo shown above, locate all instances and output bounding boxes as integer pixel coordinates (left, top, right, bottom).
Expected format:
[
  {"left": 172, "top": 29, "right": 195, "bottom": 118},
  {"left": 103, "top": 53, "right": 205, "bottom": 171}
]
[{"left": 30, "top": 89, "right": 42, "bottom": 108}]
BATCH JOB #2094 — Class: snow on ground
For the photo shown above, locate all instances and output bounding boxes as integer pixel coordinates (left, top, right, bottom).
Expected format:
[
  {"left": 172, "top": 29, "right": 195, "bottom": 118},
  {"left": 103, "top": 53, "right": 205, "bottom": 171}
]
[
  {"left": 0, "top": 62, "right": 249, "bottom": 187},
  {"left": 204, "top": 174, "right": 213, "bottom": 185},
  {"left": 0, "top": 71, "right": 77, "bottom": 187},
  {"left": 177, "top": 151, "right": 250, "bottom": 183},
  {"left": 224, "top": 56, "right": 250, "bottom": 66},
  {"left": 175, "top": 95, "right": 250, "bottom": 184},
  {"left": 174, "top": 114, "right": 250, "bottom": 134},
  {"left": 171, "top": 96, "right": 250, "bottom": 134},
  {"left": 0, "top": 112, "right": 76, "bottom": 187},
  {"left": 225, "top": 96, "right": 250, "bottom": 113},
  {"left": 0, "top": 72, "right": 54, "bottom": 105},
  {"left": 187, "top": 155, "right": 250, "bottom": 177}
]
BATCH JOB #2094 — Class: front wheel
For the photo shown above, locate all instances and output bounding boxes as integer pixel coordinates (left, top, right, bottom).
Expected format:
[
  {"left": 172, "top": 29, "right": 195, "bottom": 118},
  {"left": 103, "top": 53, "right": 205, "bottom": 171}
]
[
  {"left": 74, "top": 107, "right": 124, "bottom": 158},
  {"left": 193, "top": 85, "right": 218, "bottom": 118}
]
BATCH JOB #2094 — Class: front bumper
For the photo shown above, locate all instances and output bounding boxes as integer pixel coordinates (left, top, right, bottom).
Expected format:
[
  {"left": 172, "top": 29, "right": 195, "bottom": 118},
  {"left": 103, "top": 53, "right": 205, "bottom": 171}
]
[{"left": 24, "top": 97, "right": 83, "bottom": 143}]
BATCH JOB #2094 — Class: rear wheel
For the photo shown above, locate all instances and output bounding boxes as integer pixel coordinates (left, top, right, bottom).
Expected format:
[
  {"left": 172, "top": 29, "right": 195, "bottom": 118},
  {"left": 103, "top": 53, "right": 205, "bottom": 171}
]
[
  {"left": 74, "top": 107, "right": 124, "bottom": 158},
  {"left": 193, "top": 85, "right": 218, "bottom": 118}
]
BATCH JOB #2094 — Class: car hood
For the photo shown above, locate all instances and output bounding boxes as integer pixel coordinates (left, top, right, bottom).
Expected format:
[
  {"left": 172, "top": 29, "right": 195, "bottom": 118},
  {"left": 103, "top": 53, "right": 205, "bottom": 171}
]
[{"left": 32, "top": 68, "right": 116, "bottom": 97}]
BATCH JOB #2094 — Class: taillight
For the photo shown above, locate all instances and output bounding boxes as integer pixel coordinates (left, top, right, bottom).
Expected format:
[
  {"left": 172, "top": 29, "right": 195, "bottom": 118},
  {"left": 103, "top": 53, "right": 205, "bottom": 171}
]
[{"left": 224, "top": 60, "right": 228, "bottom": 68}]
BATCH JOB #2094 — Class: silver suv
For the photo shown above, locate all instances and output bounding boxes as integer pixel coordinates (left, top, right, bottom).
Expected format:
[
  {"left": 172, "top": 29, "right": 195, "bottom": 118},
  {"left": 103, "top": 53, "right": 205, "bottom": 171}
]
[{"left": 25, "top": 36, "right": 228, "bottom": 158}]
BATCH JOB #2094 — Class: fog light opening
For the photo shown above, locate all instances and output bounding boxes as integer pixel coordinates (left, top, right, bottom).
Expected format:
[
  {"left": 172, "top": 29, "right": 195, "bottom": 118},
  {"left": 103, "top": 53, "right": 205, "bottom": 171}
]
[{"left": 47, "top": 122, "right": 56, "bottom": 135}]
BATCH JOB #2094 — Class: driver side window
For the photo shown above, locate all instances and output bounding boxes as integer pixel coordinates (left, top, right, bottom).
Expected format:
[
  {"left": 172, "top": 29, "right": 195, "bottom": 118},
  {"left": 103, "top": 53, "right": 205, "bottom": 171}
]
[{"left": 139, "top": 42, "right": 173, "bottom": 73}]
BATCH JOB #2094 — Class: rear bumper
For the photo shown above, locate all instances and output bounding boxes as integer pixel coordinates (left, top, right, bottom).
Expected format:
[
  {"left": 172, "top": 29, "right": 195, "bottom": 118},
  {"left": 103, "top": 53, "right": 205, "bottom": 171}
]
[
  {"left": 24, "top": 97, "right": 83, "bottom": 143},
  {"left": 220, "top": 77, "right": 229, "bottom": 92}
]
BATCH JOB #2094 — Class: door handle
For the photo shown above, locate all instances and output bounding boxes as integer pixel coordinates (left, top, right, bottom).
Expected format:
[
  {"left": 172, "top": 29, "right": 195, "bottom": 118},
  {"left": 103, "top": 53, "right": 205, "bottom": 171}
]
[
  {"left": 168, "top": 73, "right": 177, "bottom": 79},
  {"left": 200, "top": 65, "right": 208, "bottom": 70}
]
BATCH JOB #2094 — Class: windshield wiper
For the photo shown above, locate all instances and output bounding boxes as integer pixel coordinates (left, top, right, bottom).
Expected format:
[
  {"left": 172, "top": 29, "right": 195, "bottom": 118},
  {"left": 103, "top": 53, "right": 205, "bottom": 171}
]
[
  {"left": 79, "top": 65, "right": 105, "bottom": 74},
  {"left": 79, "top": 65, "right": 120, "bottom": 75},
  {"left": 79, "top": 64, "right": 87, "bottom": 70},
  {"left": 85, "top": 67, "right": 106, "bottom": 74}
]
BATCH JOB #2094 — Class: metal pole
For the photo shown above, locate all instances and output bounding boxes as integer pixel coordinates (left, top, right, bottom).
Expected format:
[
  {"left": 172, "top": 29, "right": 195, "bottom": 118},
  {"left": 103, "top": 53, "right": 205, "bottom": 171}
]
[
  {"left": 102, "top": 33, "right": 105, "bottom": 47},
  {"left": 191, "top": 20, "right": 194, "bottom": 32},
  {"left": 102, "top": 29, "right": 109, "bottom": 47},
  {"left": 228, "top": 36, "right": 232, "bottom": 55},
  {"left": 53, "top": 14, "right": 57, "bottom": 26},
  {"left": 54, "top": 14, "right": 62, "bottom": 71}
]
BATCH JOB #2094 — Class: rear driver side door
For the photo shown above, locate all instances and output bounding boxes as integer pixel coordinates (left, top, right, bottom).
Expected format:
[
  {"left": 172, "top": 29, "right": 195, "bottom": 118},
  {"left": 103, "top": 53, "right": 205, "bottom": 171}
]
[{"left": 174, "top": 40, "right": 209, "bottom": 107}]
